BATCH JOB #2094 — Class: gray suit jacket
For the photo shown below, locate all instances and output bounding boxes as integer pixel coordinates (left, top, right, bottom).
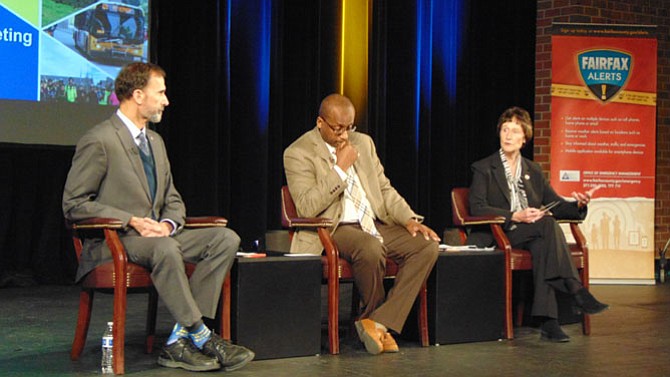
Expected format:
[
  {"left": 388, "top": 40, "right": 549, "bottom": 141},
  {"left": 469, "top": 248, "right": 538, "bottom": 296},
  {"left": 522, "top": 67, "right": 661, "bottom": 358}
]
[
  {"left": 63, "top": 114, "right": 186, "bottom": 281},
  {"left": 283, "top": 127, "right": 421, "bottom": 254},
  {"left": 467, "top": 151, "right": 586, "bottom": 247}
]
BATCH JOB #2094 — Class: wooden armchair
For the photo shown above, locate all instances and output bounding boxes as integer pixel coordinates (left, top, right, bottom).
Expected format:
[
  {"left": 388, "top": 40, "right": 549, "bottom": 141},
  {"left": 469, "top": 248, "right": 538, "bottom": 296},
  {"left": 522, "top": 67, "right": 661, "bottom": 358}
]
[
  {"left": 281, "top": 185, "right": 429, "bottom": 354},
  {"left": 68, "top": 216, "right": 231, "bottom": 375},
  {"left": 450, "top": 187, "right": 590, "bottom": 340}
]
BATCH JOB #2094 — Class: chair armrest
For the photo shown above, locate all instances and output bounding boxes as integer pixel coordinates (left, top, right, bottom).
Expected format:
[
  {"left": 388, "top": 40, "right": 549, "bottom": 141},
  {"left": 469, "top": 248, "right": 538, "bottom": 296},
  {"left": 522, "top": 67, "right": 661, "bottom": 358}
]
[
  {"left": 67, "top": 218, "right": 128, "bottom": 273},
  {"left": 557, "top": 218, "right": 583, "bottom": 224},
  {"left": 68, "top": 218, "right": 125, "bottom": 263},
  {"left": 285, "top": 217, "right": 334, "bottom": 228},
  {"left": 490, "top": 223, "right": 513, "bottom": 252},
  {"left": 70, "top": 217, "right": 124, "bottom": 230},
  {"left": 459, "top": 215, "right": 506, "bottom": 227},
  {"left": 185, "top": 216, "right": 228, "bottom": 228}
]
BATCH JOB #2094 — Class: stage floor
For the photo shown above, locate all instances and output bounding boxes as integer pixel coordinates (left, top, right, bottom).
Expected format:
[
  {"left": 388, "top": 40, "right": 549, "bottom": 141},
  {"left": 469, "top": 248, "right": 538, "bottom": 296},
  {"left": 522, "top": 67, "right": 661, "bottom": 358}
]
[{"left": 1, "top": 283, "right": 669, "bottom": 376}]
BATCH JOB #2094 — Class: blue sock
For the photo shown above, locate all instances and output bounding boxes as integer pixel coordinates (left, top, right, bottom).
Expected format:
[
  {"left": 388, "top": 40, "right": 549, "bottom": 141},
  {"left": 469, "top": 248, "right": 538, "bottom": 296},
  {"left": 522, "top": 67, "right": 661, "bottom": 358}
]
[
  {"left": 188, "top": 323, "right": 212, "bottom": 349},
  {"left": 166, "top": 323, "right": 188, "bottom": 345}
]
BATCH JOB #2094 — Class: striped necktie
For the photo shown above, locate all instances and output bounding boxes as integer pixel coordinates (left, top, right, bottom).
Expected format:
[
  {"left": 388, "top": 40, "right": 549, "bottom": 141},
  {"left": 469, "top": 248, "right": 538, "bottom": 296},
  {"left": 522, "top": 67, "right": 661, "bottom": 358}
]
[{"left": 345, "top": 168, "right": 383, "bottom": 243}]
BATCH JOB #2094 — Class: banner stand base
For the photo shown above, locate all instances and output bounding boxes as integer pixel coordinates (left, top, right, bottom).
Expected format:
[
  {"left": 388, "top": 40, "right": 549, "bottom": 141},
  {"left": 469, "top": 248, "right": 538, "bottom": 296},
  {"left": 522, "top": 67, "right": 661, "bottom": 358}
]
[{"left": 590, "top": 279, "right": 656, "bottom": 285}]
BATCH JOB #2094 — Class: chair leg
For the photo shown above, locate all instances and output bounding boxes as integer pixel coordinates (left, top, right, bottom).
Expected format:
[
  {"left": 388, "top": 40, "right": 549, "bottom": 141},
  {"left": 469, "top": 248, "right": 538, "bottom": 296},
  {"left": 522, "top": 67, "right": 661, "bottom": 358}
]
[
  {"left": 220, "top": 274, "right": 231, "bottom": 341},
  {"left": 328, "top": 277, "right": 340, "bottom": 355},
  {"left": 112, "top": 287, "right": 127, "bottom": 374},
  {"left": 504, "top": 268, "right": 514, "bottom": 340},
  {"left": 350, "top": 284, "right": 361, "bottom": 321},
  {"left": 145, "top": 288, "right": 158, "bottom": 354},
  {"left": 579, "top": 268, "right": 591, "bottom": 335},
  {"left": 347, "top": 284, "right": 362, "bottom": 339},
  {"left": 418, "top": 281, "right": 429, "bottom": 347},
  {"left": 515, "top": 301, "right": 526, "bottom": 327},
  {"left": 71, "top": 289, "right": 94, "bottom": 360},
  {"left": 582, "top": 311, "right": 591, "bottom": 335}
]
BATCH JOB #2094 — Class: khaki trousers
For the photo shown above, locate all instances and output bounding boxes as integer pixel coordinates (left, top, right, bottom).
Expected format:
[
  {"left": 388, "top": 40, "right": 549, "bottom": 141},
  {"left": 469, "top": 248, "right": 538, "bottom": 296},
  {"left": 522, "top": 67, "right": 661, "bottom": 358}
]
[{"left": 333, "top": 223, "right": 438, "bottom": 333}]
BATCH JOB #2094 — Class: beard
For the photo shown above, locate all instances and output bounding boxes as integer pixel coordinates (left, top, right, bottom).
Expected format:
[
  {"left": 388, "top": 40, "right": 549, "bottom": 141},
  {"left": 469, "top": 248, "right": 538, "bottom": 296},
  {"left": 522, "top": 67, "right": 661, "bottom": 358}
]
[{"left": 149, "top": 110, "right": 163, "bottom": 123}]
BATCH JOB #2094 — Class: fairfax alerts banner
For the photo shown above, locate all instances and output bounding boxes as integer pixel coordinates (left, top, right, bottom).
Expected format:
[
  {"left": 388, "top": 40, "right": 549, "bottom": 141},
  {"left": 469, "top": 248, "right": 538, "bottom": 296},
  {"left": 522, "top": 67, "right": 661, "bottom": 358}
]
[{"left": 551, "top": 23, "right": 657, "bottom": 284}]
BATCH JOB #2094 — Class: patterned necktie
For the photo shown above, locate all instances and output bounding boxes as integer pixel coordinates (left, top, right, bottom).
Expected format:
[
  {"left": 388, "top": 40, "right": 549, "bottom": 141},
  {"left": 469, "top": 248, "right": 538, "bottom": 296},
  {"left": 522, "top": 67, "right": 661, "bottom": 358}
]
[
  {"left": 138, "top": 132, "right": 150, "bottom": 155},
  {"left": 345, "top": 168, "right": 383, "bottom": 243},
  {"left": 137, "top": 132, "right": 156, "bottom": 204}
]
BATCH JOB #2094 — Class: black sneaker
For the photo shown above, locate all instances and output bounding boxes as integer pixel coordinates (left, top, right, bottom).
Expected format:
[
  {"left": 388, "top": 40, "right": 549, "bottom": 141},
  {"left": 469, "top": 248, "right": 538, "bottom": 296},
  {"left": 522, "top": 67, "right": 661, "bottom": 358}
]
[
  {"left": 201, "top": 332, "right": 255, "bottom": 371},
  {"left": 157, "top": 337, "right": 220, "bottom": 371}
]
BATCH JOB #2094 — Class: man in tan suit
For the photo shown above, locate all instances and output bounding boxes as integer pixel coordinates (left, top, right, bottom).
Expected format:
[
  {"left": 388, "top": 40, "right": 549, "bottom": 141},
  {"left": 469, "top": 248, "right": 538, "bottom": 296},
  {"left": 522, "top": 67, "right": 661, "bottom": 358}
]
[
  {"left": 63, "top": 63, "right": 253, "bottom": 371},
  {"left": 283, "top": 93, "right": 439, "bottom": 355}
]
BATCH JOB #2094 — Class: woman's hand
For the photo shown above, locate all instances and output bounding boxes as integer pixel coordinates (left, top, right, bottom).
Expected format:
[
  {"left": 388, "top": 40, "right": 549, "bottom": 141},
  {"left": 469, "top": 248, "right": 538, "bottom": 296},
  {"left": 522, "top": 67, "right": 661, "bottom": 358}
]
[
  {"left": 572, "top": 185, "right": 601, "bottom": 208},
  {"left": 511, "top": 207, "right": 545, "bottom": 223}
]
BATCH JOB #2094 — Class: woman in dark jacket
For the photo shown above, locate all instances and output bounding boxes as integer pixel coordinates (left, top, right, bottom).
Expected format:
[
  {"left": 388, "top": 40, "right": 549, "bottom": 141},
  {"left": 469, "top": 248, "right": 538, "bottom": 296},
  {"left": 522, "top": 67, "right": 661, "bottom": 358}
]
[{"left": 468, "top": 106, "right": 608, "bottom": 342}]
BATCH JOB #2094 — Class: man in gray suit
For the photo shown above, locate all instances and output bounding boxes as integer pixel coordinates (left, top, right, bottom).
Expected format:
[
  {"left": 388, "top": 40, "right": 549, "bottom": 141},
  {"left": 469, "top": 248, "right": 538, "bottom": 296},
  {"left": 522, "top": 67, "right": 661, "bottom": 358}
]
[
  {"left": 63, "top": 63, "right": 253, "bottom": 372},
  {"left": 283, "top": 94, "right": 440, "bottom": 355}
]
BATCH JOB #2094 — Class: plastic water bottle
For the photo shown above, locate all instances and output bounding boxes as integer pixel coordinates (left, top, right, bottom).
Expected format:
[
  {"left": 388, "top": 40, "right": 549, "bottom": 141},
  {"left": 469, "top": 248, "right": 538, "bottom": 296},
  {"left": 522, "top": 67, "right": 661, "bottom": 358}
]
[{"left": 101, "top": 322, "right": 113, "bottom": 374}]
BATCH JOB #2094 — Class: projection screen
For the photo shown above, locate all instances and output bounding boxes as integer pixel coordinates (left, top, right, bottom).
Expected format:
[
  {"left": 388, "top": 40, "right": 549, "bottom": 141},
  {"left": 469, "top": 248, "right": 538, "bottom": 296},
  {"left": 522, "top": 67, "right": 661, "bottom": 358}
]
[{"left": 0, "top": 0, "right": 150, "bottom": 145}]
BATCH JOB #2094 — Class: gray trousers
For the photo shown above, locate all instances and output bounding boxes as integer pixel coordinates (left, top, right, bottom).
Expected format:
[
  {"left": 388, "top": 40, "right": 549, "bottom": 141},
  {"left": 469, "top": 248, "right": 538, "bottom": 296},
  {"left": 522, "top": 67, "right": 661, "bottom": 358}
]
[
  {"left": 122, "top": 227, "right": 239, "bottom": 327},
  {"left": 333, "top": 223, "right": 438, "bottom": 333}
]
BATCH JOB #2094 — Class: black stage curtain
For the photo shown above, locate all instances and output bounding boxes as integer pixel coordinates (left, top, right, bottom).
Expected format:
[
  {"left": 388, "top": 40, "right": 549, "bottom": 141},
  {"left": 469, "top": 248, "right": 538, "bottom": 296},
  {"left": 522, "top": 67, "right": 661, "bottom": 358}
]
[{"left": 0, "top": 0, "right": 535, "bottom": 285}]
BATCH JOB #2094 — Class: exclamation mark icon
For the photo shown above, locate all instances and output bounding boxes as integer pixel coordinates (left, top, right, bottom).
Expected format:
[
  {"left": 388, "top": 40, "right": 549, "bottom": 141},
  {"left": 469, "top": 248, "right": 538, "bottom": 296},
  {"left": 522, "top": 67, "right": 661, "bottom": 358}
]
[{"left": 601, "top": 84, "right": 607, "bottom": 100}]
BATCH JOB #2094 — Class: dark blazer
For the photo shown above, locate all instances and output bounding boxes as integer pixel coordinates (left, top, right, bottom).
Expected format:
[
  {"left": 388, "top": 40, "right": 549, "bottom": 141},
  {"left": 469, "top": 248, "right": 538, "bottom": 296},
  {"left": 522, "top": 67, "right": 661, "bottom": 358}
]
[
  {"left": 63, "top": 113, "right": 186, "bottom": 281},
  {"left": 467, "top": 151, "right": 586, "bottom": 247}
]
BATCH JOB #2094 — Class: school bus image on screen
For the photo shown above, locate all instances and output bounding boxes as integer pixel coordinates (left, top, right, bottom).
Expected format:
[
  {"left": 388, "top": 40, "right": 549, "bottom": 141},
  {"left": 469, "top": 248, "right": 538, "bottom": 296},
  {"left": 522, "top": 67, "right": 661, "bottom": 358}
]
[{"left": 73, "top": 2, "right": 146, "bottom": 63}]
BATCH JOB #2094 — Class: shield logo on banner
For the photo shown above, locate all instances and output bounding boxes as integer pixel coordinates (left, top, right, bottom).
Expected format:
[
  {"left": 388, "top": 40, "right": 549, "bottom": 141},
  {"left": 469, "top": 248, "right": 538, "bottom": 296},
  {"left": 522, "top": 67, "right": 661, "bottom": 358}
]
[{"left": 577, "top": 49, "right": 632, "bottom": 102}]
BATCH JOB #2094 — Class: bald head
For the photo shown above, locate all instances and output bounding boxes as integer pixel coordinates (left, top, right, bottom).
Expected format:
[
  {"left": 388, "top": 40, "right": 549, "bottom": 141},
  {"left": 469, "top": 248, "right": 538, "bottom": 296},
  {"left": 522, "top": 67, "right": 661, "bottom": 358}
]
[
  {"left": 319, "top": 94, "right": 355, "bottom": 120},
  {"left": 316, "top": 93, "right": 356, "bottom": 147}
]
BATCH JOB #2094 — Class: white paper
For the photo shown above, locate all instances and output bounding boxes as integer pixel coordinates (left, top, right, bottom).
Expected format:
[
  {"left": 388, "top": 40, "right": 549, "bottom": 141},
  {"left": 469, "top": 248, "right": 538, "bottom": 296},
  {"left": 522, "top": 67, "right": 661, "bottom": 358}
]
[{"left": 438, "top": 244, "right": 496, "bottom": 252}]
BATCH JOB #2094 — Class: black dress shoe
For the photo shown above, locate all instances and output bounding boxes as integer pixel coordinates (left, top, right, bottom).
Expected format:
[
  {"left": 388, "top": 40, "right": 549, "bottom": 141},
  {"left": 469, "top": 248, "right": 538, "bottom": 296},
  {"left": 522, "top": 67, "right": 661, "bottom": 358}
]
[
  {"left": 540, "top": 319, "right": 570, "bottom": 343},
  {"left": 157, "top": 337, "right": 220, "bottom": 371},
  {"left": 574, "top": 287, "right": 609, "bottom": 315},
  {"left": 202, "top": 332, "right": 255, "bottom": 371}
]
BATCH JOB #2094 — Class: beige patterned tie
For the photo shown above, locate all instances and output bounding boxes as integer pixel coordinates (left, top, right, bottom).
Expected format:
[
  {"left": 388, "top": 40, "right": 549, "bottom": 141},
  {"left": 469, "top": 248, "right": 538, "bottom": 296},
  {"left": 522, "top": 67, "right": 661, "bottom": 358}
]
[{"left": 345, "top": 168, "right": 383, "bottom": 243}]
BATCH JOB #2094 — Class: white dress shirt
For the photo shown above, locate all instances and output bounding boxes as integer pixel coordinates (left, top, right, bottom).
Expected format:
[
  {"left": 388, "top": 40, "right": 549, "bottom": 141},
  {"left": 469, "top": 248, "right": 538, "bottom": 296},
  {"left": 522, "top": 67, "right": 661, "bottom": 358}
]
[{"left": 325, "top": 142, "right": 377, "bottom": 223}]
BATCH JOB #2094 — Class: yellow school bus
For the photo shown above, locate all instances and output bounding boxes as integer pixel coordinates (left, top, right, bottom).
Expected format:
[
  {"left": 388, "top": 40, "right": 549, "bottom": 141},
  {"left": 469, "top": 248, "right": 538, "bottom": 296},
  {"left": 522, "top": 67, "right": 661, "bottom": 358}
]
[{"left": 73, "top": 2, "right": 146, "bottom": 63}]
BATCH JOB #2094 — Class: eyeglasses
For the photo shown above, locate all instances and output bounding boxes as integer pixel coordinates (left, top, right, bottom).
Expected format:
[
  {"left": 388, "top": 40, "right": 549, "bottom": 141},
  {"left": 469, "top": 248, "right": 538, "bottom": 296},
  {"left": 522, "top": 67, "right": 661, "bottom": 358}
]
[{"left": 320, "top": 117, "right": 356, "bottom": 134}]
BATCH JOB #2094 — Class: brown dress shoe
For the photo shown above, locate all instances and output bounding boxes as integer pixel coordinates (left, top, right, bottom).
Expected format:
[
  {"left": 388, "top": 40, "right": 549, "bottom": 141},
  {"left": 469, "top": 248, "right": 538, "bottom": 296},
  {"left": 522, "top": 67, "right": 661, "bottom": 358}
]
[
  {"left": 354, "top": 319, "right": 384, "bottom": 355},
  {"left": 382, "top": 332, "right": 399, "bottom": 353}
]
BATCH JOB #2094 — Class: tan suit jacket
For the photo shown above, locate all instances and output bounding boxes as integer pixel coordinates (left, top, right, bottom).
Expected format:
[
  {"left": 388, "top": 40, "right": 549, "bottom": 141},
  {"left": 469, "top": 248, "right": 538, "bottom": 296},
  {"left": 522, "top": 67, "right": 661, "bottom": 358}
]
[{"left": 283, "top": 127, "right": 421, "bottom": 254}]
